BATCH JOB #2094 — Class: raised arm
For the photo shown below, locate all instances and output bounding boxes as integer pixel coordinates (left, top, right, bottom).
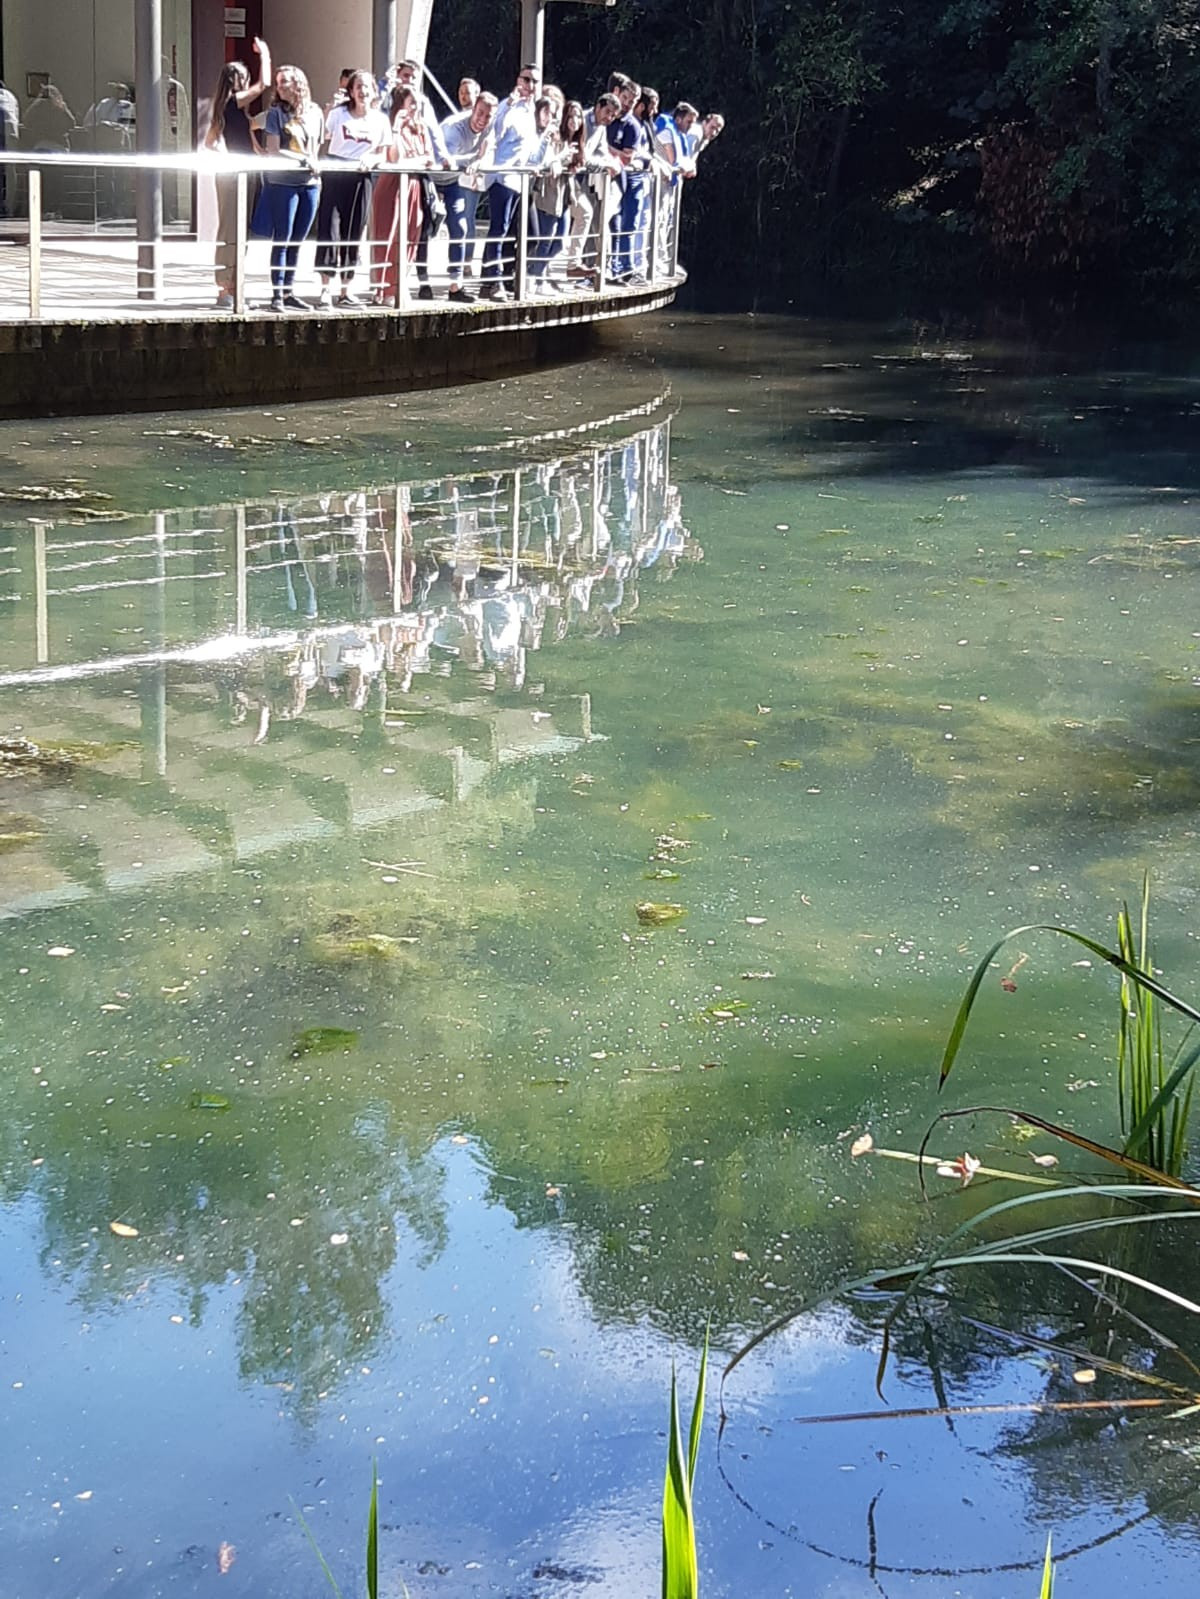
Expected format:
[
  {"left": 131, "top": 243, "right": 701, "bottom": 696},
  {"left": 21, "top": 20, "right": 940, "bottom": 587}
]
[{"left": 235, "top": 37, "right": 272, "bottom": 108}]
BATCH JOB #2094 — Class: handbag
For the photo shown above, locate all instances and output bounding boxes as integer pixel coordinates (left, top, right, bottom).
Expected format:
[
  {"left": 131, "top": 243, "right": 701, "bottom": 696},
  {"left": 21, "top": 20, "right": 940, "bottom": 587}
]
[{"left": 418, "top": 173, "right": 447, "bottom": 233}]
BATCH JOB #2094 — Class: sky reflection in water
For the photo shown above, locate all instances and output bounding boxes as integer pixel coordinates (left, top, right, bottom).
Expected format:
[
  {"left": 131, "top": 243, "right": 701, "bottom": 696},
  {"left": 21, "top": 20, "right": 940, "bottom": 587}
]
[{"left": 2, "top": 318, "right": 1200, "bottom": 1595}]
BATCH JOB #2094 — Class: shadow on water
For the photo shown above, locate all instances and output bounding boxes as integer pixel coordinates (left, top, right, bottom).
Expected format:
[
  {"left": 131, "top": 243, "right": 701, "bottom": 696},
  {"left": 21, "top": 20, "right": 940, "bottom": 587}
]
[{"left": 634, "top": 312, "right": 1200, "bottom": 499}]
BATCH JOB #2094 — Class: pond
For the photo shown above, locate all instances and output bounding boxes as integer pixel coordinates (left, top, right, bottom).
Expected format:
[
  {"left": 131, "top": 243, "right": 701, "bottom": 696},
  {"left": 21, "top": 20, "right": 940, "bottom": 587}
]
[{"left": 2, "top": 313, "right": 1200, "bottom": 1597}]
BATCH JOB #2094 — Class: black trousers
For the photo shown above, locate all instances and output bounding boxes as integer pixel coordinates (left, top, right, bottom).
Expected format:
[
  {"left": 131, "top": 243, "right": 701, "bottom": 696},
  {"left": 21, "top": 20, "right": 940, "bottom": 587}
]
[{"left": 314, "top": 165, "right": 373, "bottom": 278}]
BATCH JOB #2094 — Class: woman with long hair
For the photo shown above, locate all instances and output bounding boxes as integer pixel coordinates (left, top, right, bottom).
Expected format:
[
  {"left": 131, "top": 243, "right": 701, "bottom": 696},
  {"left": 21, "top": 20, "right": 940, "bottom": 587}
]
[
  {"left": 314, "top": 67, "right": 390, "bottom": 308},
  {"left": 204, "top": 35, "right": 271, "bottom": 310},
  {"left": 370, "top": 83, "right": 434, "bottom": 306},
  {"left": 261, "top": 64, "right": 324, "bottom": 311},
  {"left": 529, "top": 96, "right": 574, "bottom": 295}
]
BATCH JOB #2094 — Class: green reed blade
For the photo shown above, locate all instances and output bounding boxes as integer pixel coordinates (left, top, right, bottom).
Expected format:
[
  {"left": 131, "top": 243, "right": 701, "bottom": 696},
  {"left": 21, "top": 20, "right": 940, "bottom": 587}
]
[
  {"left": 662, "top": 1361, "right": 699, "bottom": 1599},
  {"left": 291, "top": 1497, "right": 345, "bottom": 1599},
  {"left": 367, "top": 1461, "right": 379, "bottom": 1599},
  {"left": 1039, "top": 1534, "right": 1054, "bottom": 1599},
  {"left": 939, "top": 922, "right": 1200, "bottom": 1091},
  {"left": 687, "top": 1326, "right": 709, "bottom": 1492},
  {"left": 1125, "top": 1036, "right": 1200, "bottom": 1162}
]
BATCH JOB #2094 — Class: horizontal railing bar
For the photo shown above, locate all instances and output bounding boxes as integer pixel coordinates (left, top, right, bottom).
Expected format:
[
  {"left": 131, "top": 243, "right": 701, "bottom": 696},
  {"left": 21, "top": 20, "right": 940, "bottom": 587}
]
[
  {"left": 46, "top": 528, "right": 223, "bottom": 551},
  {"left": 48, "top": 549, "right": 223, "bottom": 573},
  {"left": 0, "top": 149, "right": 571, "bottom": 179},
  {"left": 47, "top": 569, "right": 227, "bottom": 595}
]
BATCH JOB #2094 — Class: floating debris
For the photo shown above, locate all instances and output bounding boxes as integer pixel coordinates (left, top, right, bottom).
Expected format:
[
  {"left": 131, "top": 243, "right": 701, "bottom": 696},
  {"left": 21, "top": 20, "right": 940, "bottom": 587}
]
[
  {"left": 636, "top": 901, "right": 687, "bottom": 925},
  {"left": 290, "top": 1027, "right": 359, "bottom": 1057}
]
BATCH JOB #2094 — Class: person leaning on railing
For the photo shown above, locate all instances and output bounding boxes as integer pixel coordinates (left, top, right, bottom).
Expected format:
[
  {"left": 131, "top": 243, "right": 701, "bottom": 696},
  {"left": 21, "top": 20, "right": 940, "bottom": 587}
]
[
  {"left": 313, "top": 68, "right": 390, "bottom": 309},
  {"left": 563, "top": 92, "right": 620, "bottom": 287},
  {"left": 261, "top": 65, "right": 324, "bottom": 312},
  {"left": 435, "top": 91, "right": 498, "bottom": 304},
  {"left": 480, "top": 63, "right": 544, "bottom": 302},
  {"left": 204, "top": 35, "right": 271, "bottom": 311},
  {"left": 371, "top": 83, "right": 436, "bottom": 306}
]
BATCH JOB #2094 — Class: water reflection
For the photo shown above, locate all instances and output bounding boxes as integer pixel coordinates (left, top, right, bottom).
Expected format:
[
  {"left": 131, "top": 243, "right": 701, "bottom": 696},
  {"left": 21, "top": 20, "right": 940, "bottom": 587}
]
[
  {"left": 0, "top": 403, "right": 697, "bottom": 919},
  {"left": 6, "top": 328, "right": 1200, "bottom": 1595}
]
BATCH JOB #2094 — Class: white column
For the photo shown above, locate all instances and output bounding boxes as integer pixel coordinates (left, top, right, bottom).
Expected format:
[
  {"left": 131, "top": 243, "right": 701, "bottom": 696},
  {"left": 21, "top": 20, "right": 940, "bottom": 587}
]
[{"left": 520, "top": 0, "right": 546, "bottom": 69}]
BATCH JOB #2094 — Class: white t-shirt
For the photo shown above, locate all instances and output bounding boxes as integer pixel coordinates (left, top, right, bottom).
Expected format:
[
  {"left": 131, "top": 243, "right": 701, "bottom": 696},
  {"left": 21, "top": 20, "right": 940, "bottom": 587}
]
[{"left": 324, "top": 104, "right": 391, "bottom": 161}]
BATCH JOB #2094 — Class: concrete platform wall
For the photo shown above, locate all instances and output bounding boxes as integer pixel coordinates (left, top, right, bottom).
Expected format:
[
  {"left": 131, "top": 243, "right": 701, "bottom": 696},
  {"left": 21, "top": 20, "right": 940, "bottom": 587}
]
[{"left": 0, "top": 284, "right": 677, "bottom": 416}]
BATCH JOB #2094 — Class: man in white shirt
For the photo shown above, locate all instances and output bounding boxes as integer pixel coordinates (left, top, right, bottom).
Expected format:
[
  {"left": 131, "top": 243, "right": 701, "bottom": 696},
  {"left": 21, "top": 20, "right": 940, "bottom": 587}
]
[
  {"left": 480, "top": 63, "right": 542, "bottom": 300},
  {"left": 438, "top": 92, "right": 498, "bottom": 302}
]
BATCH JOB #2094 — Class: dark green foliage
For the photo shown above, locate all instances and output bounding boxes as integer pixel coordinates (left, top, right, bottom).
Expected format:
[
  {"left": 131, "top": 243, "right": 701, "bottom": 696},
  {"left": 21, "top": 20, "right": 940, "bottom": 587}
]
[{"left": 427, "top": 0, "right": 1200, "bottom": 305}]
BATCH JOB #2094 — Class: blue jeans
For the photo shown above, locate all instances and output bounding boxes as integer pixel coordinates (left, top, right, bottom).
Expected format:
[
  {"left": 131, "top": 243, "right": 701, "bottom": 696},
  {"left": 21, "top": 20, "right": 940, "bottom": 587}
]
[
  {"left": 612, "top": 176, "right": 647, "bottom": 279},
  {"left": 529, "top": 207, "right": 568, "bottom": 277},
  {"left": 482, "top": 183, "right": 521, "bottom": 284},
  {"left": 445, "top": 180, "right": 481, "bottom": 283},
  {"left": 267, "top": 183, "right": 319, "bottom": 290}
]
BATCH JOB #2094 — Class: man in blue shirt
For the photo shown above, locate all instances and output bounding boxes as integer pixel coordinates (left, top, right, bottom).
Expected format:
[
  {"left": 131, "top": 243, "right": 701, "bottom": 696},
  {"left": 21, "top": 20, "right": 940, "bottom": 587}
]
[{"left": 606, "top": 80, "right": 652, "bottom": 283}]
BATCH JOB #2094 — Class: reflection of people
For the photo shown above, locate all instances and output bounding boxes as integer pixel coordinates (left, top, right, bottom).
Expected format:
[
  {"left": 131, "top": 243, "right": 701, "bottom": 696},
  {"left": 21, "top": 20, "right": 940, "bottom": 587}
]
[{"left": 218, "top": 417, "right": 689, "bottom": 731}]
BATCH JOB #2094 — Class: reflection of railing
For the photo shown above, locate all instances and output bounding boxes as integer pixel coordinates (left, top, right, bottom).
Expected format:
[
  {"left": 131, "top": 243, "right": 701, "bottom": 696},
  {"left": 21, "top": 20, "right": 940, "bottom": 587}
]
[
  {"left": 0, "top": 407, "right": 700, "bottom": 915},
  {"left": 0, "top": 149, "right": 686, "bottom": 319},
  {"left": 0, "top": 401, "right": 691, "bottom": 691}
]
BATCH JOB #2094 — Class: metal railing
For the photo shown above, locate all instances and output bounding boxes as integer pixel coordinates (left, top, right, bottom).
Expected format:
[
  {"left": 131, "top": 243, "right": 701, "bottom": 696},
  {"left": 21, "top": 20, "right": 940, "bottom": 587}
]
[{"left": 0, "top": 149, "right": 686, "bottom": 321}]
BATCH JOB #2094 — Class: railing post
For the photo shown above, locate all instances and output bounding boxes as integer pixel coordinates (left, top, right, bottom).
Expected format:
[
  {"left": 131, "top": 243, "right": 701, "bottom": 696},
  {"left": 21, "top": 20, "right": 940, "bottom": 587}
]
[
  {"left": 510, "top": 468, "right": 522, "bottom": 585},
  {"left": 396, "top": 172, "right": 410, "bottom": 311},
  {"left": 514, "top": 170, "right": 530, "bottom": 301},
  {"left": 234, "top": 503, "right": 247, "bottom": 634},
  {"left": 595, "top": 171, "right": 610, "bottom": 295},
  {"left": 670, "top": 182, "right": 682, "bottom": 279},
  {"left": 134, "top": 0, "right": 164, "bottom": 301},
  {"left": 648, "top": 169, "right": 662, "bottom": 285},
  {"left": 32, "top": 518, "right": 49, "bottom": 662},
  {"left": 233, "top": 169, "right": 248, "bottom": 315},
  {"left": 400, "top": 479, "right": 412, "bottom": 610},
  {"left": 27, "top": 167, "right": 42, "bottom": 319}
]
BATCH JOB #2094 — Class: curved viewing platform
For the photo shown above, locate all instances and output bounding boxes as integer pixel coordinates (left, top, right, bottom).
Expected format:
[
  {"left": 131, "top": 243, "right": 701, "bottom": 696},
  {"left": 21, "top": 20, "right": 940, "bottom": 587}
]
[{"left": 0, "top": 151, "right": 685, "bottom": 418}]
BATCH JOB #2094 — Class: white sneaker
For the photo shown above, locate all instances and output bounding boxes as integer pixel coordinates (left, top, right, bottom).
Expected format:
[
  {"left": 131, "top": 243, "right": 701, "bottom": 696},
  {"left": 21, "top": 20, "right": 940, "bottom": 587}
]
[
  {"left": 215, "top": 291, "right": 234, "bottom": 311},
  {"left": 317, "top": 284, "right": 333, "bottom": 310}
]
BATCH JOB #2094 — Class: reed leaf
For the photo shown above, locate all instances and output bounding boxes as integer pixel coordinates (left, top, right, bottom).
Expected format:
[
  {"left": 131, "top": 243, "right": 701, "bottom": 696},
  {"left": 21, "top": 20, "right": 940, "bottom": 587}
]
[
  {"left": 663, "top": 1336, "right": 708, "bottom": 1599},
  {"left": 724, "top": 1184, "right": 1200, "bottom": 1403},
  {"left": 915, "top": 1106, "right": 1200, "bottom": 1196},
  {"left": 1124, "top": 1036, "right": 1200, "bottom": 1167},
  {"left": 367, "top": 1461, "right": 378, "bottom": 1599},
  {"left": 1039, "top": 1535, "right": 1054, "bottom": 1599},
  {"left": 938, "top": 922, "right": 1200, "bottom": 1090},
  {"left": 291, "top": 1498, "right": 345, "bottom": 1599}
]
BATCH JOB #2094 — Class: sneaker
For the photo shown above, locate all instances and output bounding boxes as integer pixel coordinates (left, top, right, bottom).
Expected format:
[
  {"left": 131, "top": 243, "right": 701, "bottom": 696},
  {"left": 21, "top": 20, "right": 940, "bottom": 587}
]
[
  {"left": 479, "top": 283, "right": 510, "bottom": 302},
  {"left": 625, "top": 273, "right": 649, "bottom": 287},
  {"left": 447, "top": 285, "right": 476, "bottom": 304},
  {"left": 416, "top": 284, "right": 434, "bottom": 301},
  {"left": 316, "top": 284, "right": 333, "bottom": 310},
  {"left": 336, "top": 289, "right": 363, "bottom": 308},
  {"left": 215, "top": 291, "right": 235, "bottom": 311},
  {"left": 282, "top": 292, "right": 308, "bottom": 311},
  {"left": 268, "top": 293, "right": 285, "bottom": 312}
]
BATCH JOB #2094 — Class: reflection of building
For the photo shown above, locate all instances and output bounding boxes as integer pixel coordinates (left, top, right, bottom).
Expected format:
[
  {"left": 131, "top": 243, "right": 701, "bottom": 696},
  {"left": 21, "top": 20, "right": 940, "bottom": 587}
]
[{"left": 0, "top": 406, "right": 696, "bottom": 918}]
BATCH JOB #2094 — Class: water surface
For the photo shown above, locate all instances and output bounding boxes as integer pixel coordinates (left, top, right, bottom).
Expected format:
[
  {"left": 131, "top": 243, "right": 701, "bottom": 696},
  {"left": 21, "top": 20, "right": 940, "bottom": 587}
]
[{"left": 3, "top": 315, "right": 1200, "bottom": 1596}]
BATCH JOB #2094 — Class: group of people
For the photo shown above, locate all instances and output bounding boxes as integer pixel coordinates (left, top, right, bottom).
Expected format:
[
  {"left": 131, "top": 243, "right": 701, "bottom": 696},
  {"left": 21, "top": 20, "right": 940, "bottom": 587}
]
[{"left": 205, "top": 38, "right": 724, "bottom": 313}]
